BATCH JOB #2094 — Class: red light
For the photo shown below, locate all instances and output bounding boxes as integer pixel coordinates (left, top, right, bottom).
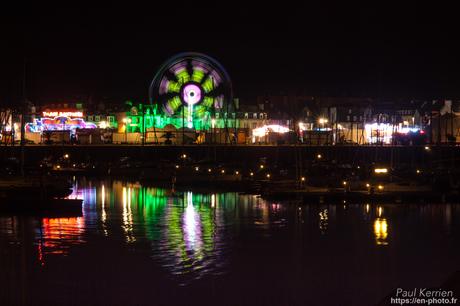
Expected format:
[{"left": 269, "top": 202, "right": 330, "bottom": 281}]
[{"left": 420, "top": 130, "right": 425, "bottom": 134}]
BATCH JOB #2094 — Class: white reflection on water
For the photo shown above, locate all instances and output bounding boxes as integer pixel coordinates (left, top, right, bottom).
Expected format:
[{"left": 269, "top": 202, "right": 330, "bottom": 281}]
[
  {"left": 183, "top": 192, "right": 202, "bottom": 252},
  {"left": 101, "top": 184, "right": 108, "bottom": 236},
  {"left": 122, "top": 187, "right": 135, "bottom": 243}
]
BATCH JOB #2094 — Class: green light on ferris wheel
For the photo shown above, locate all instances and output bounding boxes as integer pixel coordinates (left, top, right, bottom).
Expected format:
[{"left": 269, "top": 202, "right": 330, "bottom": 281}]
[
  {"left": 202, "top": 76, "right": 214, "bottom": 93},
  {"left": 191, "top": 68, "right": 206, "bottom": 83}
]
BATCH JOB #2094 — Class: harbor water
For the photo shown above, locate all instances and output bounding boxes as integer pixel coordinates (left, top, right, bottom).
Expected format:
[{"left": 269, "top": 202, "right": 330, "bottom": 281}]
[{"left": 1, "top": 178, "right": 459, "bottom": 305}]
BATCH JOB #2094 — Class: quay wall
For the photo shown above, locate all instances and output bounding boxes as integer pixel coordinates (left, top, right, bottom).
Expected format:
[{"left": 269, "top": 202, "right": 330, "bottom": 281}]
[{"left": 1, "top": 145, "right": 459, "bottom": 168}]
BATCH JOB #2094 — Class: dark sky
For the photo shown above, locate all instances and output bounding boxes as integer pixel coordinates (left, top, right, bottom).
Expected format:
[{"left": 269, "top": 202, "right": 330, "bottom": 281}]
[{"left": 2, "top": 3, "right": 460, "bottom": 105}]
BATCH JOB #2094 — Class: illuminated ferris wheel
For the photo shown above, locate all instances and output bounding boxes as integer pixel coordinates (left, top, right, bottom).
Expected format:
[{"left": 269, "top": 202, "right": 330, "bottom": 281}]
[{"left": 149, "top": 52, "right": 233, "bottom": 129}]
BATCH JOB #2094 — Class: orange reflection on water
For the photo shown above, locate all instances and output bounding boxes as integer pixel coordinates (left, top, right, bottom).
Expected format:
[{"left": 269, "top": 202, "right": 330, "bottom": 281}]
[
  {"left": 40, "top": 217, "right": 85, "bottom": 255},
  {"left": 373, "top": 218, "right": 388, "bottom": 245}
]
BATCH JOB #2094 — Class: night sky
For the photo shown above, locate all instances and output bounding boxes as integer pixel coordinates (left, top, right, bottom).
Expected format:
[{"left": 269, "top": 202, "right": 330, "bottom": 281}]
[{"left": 2, "top": 4, "right": 460, "bottom": 106}]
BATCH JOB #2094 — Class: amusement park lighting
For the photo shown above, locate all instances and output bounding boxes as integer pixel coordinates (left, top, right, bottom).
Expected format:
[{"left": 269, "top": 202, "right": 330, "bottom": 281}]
[
  {"left": 64, "top": 154, "right": 69, "bottom": 159},
  {"left": 252, "top": 124, "right": 289, "bottom": 137},
  {"left": 151, "top": 53, "right": 229, "bottom": 124},
  {"left": 266, "top": 173, "right": 271, "bottom": 179},
  {"left": 298, "top": 122, "right": 309, "bottom": 132},
  {"left": 181, "top": 154, "right": 187, "bottom": 159},
  {"left": 317, "top": 154, "right": 322, "bottom": 159},
  {"left": 43, "top": 111, "right": 83, "bottom": 118},
  {"left": 318, "top": 118, "right": 328, "bottom": 124},
  {"left": 260, "top": 164, "right": 264, "bottom": 169},
  {"left": 99, "top": 121, "right": 107, "bottom": 129},
  {"left": 301, "top": 177, "right": 306, "bottom": 182},
  {"left": 374, "top": 168, "right": 388, "bottom": 174}
]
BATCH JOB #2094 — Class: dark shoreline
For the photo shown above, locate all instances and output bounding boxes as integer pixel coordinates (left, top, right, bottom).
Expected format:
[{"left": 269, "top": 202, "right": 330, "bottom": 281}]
[{"left": 1, "top": 144, "right": 459, "bottom": 167}]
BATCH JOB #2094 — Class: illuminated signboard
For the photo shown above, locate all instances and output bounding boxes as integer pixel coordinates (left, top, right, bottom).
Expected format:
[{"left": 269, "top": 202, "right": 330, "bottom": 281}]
[{"left": 42, "top": 111, "right": 83, "bottom": 118}]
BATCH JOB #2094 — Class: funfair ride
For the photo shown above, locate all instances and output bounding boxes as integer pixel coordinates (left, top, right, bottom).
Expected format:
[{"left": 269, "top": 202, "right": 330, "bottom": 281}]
[{"left": 149, "top": 52, "right": 233, "bottom": 134}]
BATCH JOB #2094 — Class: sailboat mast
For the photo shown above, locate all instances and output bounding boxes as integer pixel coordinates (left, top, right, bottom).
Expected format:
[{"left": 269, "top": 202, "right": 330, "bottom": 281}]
[{"left": 20, "top": 58, "right": 26, "bottom": 177}]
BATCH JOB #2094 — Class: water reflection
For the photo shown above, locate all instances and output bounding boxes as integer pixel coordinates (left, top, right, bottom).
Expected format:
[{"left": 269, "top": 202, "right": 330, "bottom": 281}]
[
  {"left": 374, "top": 218, "right": 389, "bottom": 245},
  {"left": 40, "top": 217, "right": 85, "bottom": 254},
  {"left": 378, "top": 206, "right": 383, "bottom": 217},
  {"left": 183, "top": 192, "right": 202, "bottom": 253},
  {"left": 5, "top": 179, "right": 458, "bottom": 287},
  {"left": 122, "top": 186, "right": 135, "bottom": 243},
  {"left": 32, "top": 182, "right": 399, "bottom": 270},
  {"left": 155, "top": 191, "right": 225, "bottom": 280},
  {"left": 2, "top": 178, "right": 460, "bottom": 305},
  {"left": 319, "top": 208, "right": 328, "bottom": 234},
  {"left": 101, "top": 184, "right": 108, "bottom": 236}
]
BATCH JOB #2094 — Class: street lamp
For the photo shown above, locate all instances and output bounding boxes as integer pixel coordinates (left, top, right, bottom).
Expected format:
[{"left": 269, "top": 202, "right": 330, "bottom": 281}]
[{"left": 318, "top": 117, "right": 328, "bottom": 130}]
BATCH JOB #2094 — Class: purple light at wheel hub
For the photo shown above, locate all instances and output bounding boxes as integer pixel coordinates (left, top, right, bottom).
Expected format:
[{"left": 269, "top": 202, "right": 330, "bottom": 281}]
[{"left": 182, "top": 84, "right": 202, "bottom": 105}]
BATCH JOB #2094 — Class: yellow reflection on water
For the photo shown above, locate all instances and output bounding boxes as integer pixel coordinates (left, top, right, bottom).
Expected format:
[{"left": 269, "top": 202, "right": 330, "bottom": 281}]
[
  {"left": 378, "top": 206, "right": 383, "bottom": 217},
  {"left": 374, "top": 218, "right": 388, "bottom": 245},
  {"left": 319, "top": 208, "right": 328, "bottom": 234}
]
